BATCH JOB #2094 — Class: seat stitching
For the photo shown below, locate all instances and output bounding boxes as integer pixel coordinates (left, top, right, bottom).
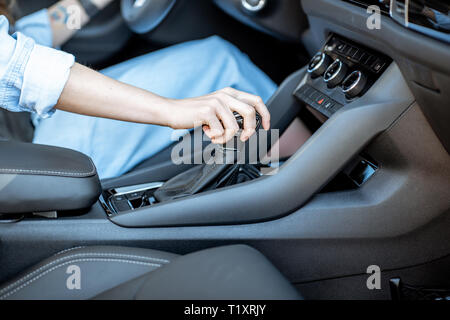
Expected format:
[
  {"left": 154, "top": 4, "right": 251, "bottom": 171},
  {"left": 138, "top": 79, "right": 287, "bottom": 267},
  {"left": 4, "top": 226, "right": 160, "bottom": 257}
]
[
  {"left": 0, "top": 253, "right": 170, "bottom": 295},
  {"left": 0, "top": 155, "right": 98, "bottom": 178},
  {"left": 0, "top": 167, "right": 95, "bottom": 177},
  {"left": 0, "top": 258, "right": 162, "bottom": 300},
  {"left": 54, "top": 246, "right": 86, "bottom": 256}
]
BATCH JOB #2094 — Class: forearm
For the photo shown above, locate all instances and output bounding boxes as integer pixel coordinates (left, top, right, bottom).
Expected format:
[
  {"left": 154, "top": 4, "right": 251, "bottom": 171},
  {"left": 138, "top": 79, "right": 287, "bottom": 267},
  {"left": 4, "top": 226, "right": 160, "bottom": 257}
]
[
  {"left": 48, "top": 0, "right": 113, "bottom": 47},
  {"left": 56, "top": 63, "right": 271, "bottom": 144},
  {"left": 56, "top": 63, "right": 171, "bottom": 126}
]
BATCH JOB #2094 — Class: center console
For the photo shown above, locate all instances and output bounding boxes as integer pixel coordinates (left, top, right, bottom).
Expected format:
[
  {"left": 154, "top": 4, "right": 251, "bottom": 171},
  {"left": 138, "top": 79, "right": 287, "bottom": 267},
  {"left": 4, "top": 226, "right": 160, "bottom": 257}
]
[
  {"left": 102, "top": 112, "right": 264, "bottom": 216},
  {"left": 93, "top": 33, "right": 403, "bottom": 228}
]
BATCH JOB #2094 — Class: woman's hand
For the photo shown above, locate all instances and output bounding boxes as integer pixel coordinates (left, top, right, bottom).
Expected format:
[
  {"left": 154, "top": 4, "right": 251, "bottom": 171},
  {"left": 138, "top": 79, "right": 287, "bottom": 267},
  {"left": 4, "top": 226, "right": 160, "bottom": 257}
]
[{"left": 165, "top": 87, "right": 271, "bottom": 144}]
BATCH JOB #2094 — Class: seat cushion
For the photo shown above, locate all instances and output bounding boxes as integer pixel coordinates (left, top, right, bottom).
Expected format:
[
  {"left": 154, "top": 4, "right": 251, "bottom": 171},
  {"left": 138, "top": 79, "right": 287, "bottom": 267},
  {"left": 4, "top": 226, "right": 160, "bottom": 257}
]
[
  {"left": 97, "top": 245, "right": 301, "bottom": 300},
  {"left": 0, "top": 245, "right": 301, "bottom": 300}
]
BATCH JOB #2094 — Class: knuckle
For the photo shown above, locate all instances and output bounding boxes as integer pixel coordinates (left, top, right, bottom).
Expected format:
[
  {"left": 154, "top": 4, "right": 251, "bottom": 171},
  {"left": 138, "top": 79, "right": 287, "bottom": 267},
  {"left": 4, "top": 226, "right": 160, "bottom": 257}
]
[
  {"left": 216, "top": 92, "right": 227, "bottom": 101},
  {"left": 218, "top": 103, "right": 228, "bottom": 113},
  {"left": 211, "top": 97, "right": 221, "bottom": 106},
  {"left": 256, "top": 96, "right": 264, "bottom": 105},
  {"left": 244, "top": 107, "right": 256, "bottom": 117}
]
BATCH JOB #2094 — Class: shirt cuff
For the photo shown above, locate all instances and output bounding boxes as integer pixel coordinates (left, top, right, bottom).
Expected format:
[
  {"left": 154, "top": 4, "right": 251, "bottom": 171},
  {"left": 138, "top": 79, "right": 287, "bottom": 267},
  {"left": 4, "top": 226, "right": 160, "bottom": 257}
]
[{"left": 19, "top": 44, "right": 75, "bottom": 118}]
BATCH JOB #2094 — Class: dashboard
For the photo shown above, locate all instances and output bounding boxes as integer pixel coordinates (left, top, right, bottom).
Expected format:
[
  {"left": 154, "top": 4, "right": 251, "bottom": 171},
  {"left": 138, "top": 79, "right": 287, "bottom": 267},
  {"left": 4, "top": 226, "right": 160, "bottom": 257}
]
[{"left": 344, "top": 0, "right": 450, "bottom": 44}]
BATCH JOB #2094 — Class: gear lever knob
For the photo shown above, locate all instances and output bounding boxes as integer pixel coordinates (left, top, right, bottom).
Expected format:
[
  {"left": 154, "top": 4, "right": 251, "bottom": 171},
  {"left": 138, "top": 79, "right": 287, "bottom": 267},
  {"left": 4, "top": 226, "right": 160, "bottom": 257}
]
[
  {"left": 218, "top": 112, "right": 262, "bottom": 162},
  {"left": 233, "top": 111, "right": 262, "bottom": 131}
]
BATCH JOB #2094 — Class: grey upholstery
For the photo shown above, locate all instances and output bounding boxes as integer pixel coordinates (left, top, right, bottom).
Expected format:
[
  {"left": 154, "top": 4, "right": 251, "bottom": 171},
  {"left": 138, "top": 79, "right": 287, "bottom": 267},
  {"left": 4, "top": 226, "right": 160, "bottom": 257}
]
[
  {"left": 0, "top": 110, "right": 33, "bottom": 142},
  {"left": 0, "top": 141, "right": 101, "bottom": 214},
  {"left": 0, "top": 245, "right": 301, "bottom": 300}
]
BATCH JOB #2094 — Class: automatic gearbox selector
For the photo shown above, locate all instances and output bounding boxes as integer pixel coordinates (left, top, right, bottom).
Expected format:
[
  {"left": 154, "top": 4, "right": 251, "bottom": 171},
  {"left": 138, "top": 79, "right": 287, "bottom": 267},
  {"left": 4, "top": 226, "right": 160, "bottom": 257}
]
[
  {"left": 342, "top": 70, "right": 368, "bottom": 98},
  {"left": 154, "top": 111, "right": 263, "bottom": 203},
  {"left": 324, "top": 59, "right": 348, "bottom": 88},
  {"left": 307, "top": 52, "right": 332, "bottom": 78},
  {"left": 233, "top": 111, "right": 262, "bottom": 131}
]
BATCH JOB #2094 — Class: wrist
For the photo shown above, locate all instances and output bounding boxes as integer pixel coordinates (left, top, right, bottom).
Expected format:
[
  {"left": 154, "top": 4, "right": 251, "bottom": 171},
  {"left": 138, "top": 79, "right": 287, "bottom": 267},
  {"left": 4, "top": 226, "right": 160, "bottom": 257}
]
[{"left": 158, "top": 98, "right": 178, "bottom": 129}]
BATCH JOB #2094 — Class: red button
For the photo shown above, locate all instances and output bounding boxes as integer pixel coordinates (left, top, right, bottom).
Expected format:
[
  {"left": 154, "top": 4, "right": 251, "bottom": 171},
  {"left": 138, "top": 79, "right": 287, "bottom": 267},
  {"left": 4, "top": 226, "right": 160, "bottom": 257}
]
[{"left": 318, "top": 98, "right": 325, "bottom": 105}]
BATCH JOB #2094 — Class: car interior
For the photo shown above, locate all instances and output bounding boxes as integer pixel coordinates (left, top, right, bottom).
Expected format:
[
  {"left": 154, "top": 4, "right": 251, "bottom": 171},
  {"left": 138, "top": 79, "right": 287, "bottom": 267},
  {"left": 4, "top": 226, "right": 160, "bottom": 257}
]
[{"left": 0, "top": 0, "right": 449, "bottom": 300}]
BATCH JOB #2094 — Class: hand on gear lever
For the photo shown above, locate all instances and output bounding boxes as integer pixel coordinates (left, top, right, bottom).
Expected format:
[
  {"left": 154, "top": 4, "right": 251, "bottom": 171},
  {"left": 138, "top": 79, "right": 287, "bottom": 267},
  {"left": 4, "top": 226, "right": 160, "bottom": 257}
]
[
  {"left": 218, "top": 111, "right": 262, "bottom": 161},
  {"left": 154, "top": 112, "right": 262, "bottom": 203}
]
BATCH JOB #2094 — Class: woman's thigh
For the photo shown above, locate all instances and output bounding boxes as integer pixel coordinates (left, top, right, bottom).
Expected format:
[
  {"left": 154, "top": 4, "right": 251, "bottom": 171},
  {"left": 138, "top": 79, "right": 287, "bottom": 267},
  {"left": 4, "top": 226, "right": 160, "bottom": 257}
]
[{"left": 33, "top": 36, "right": 277, "bottom": 179}]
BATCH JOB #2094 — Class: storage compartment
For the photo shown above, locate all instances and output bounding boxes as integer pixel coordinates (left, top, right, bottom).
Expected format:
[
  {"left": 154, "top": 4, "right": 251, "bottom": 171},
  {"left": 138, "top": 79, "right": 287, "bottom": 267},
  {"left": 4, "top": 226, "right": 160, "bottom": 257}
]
[{"left": 101, "top": 164, "right": 265, "bottom": 215}]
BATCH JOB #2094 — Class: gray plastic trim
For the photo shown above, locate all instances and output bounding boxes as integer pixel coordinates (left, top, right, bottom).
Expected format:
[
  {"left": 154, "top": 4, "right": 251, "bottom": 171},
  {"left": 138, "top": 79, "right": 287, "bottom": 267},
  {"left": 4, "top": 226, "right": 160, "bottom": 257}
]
[{"left": 111, "top": 63, "right": 415, "bottom": 227}]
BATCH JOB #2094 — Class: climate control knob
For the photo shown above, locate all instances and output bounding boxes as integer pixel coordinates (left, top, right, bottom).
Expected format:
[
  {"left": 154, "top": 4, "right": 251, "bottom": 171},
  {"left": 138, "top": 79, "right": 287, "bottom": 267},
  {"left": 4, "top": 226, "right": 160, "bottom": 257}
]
[
  {"left": 307, "top": 52, "right": 332, "bottom": 78},
  {"left": 342, "top": 70, "right": 368, "bottom": 98},
  {"left": 324, "top": 59, "right": 348, "bottom": 88}
]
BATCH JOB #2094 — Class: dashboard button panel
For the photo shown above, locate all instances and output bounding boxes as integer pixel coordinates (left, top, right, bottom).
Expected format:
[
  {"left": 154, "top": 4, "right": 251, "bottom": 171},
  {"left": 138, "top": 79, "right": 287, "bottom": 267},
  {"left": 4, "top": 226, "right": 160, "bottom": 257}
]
[
  {"left": 294, "top": 84, "right": 344, "bottom": 118},
  {"left": 294, "top": 34, "right": 392, "bottom": 118}
]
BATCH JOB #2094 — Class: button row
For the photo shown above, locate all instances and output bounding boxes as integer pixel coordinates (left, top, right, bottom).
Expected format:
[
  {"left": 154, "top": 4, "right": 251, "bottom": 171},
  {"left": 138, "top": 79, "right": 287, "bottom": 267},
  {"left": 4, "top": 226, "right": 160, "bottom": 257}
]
[
  {"left": 335, "top": 40, "right": 385, "bottom": 74},
  {"left": 294, "top": 85, "right": 343, "bottom": 116}
]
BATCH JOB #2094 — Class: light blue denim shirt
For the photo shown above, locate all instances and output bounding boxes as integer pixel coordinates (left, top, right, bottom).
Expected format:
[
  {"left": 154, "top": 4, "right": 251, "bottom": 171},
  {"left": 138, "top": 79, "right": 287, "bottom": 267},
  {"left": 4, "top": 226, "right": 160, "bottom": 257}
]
[{"left": 0, "top": 10, "right": 75, "bottom": 118}]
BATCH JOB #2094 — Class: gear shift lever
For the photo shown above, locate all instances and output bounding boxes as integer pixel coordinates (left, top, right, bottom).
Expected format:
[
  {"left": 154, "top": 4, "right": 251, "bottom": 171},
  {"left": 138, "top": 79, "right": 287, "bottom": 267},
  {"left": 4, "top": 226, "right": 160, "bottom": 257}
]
[
  {"left": 154, "top": 112, "right": 261, "bottom": 202},
  {"left": 218, "top": 112, "right": 262, "bottom": 161}
]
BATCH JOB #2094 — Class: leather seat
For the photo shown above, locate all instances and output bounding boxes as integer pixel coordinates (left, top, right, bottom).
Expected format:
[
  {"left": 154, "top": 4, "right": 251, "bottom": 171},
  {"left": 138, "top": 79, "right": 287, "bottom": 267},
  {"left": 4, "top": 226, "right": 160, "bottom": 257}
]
[{"left": 0, "top": 245, "right": 301, "bottom": 300}]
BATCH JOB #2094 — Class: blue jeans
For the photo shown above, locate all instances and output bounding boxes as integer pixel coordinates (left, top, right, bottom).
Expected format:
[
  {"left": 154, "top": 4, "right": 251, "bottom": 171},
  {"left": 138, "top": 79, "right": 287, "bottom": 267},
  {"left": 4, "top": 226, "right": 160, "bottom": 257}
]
[{"left": 33, "top": 36, "right": 277, "bottom": 179}]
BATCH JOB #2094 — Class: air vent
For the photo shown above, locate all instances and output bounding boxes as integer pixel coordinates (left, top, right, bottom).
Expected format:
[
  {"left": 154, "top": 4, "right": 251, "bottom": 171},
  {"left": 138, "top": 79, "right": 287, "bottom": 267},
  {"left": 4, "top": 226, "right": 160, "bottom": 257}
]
[{"left": 391, "top": 0, "right": 450, "bottom": 43}]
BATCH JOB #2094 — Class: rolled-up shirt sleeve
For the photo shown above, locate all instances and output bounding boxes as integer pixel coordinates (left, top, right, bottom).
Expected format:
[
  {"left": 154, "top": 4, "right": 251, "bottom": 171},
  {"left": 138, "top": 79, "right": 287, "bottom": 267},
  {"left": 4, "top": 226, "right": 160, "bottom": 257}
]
[{"left": 0, "top": 15, "right": 75, "bottom": 118}]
